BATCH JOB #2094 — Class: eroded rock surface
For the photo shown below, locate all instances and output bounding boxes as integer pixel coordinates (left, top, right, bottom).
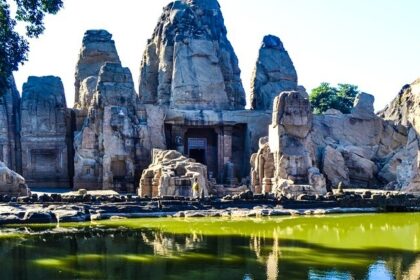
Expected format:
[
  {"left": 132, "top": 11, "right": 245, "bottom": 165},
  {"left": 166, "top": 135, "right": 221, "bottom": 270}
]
[
  {"left": 74, "top": 63, "right": 151, "bottom": 192},
  {"left": 0, "top": 161, "right": 30, "bottom": 196},
  {"left": 311, "top": 92, "right": 408, "bottom": 188},
  {"left": 0, "top": 76, "right": 21, "bottom": 172},
  {"left": 139, "top": 149, "right": 209, "bottom": 198},
  {"left": 251, "top": 90, "right": 326, "bottom": 195},
  {"left": 74, "top": 30, "right": 121, "bottom": 130},
  {"left": 379, "top": 78, "right": 420, "bottom": 193},
  {"left": 251, "top": 90, "right": 414, "bottom": 194},
  {"left": 250, "top": 35, "right": 298, "bottom": 110},
  {"left": 139, "top": 0, "right": 246, "bottom": 110}
]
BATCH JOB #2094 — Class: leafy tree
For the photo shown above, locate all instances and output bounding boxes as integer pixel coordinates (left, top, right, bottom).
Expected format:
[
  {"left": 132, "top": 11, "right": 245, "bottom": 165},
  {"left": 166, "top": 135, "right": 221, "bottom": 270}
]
[
  {"left": 309, "top": 82, "right": 360, "bottom": 114},
  {"left": 336, "top": 83, "right": 359, "bottom": 113},
  {"left": 0, "top": 0, "right": 63, "bottom": 91}
]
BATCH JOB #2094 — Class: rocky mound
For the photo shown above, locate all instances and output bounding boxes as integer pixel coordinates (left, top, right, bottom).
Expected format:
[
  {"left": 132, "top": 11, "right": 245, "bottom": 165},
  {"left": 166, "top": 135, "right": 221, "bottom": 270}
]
[
  {"left": 138, "top": 149, "right": 209, "bottom": 198},
  {"left": 251, "top": 89, "right": 414, "bottom": 194},
  {"left": 0, "top": 161, "right": 30, "bottom": 196},
  {"left": 139, "top": 0, "right": 246, "bottom": 110}
]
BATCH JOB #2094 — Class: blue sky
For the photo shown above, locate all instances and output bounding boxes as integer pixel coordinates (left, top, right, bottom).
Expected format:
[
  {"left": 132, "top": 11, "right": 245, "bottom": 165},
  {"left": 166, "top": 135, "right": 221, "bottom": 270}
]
[{"left": 13, "top": 0, "right": 420, "bottom": 110}]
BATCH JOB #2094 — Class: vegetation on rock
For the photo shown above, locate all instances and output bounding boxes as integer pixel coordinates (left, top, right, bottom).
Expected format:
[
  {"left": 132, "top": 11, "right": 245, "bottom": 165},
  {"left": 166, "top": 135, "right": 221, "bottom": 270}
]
[{"left": 309, "top": 82, "right": 360, "bottom": 114}]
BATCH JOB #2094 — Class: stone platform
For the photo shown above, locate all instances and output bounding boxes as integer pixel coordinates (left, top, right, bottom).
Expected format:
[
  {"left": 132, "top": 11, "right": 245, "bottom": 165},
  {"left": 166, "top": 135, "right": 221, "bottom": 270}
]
[{"left": 0, "top": 190, "right": 418, "bottom": 225}]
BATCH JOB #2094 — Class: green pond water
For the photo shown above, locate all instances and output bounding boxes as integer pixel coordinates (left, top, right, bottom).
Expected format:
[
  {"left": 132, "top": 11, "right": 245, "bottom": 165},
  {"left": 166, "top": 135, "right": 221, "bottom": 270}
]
[{"left": 0, "top": 213, "right": 419, "bottom": 280}]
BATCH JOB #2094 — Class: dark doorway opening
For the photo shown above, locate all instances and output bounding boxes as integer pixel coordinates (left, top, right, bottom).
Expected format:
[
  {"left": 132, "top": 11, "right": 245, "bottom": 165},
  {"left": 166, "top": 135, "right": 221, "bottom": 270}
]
[
  {"left": 189, "top": 148, "right": 206, "bottom": 165},
  {"left": 111, "top": 160, "right": 126, "bottom": 179}
]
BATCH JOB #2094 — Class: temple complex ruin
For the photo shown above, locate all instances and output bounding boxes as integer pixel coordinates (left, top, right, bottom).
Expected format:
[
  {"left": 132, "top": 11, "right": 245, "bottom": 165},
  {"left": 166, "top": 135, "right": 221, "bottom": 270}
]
[{"left": 1, "top": 0, "right": 420, "bottom": 196}]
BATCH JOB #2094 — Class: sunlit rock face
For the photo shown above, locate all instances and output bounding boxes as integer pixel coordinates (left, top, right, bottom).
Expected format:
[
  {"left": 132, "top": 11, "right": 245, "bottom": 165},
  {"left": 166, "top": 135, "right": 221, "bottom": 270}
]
[
  {"left": 251, "top": 90, "right": 413, "bottom": 195},
  {"left": 268, "top": 90, "right": 325, "bottom": 195},
  {"left": 74, "top": 30, "right": 121, "bottom": 130},
  {"left": 0, "top": 76, "right": 21, "bottom": 172},
  {"left": 251, "top": 91, "right": 325, "bottom": 195},
  {"left": 74, "top": 63, "right": 151, "bottom": 192},
  {"left": 379, "top": 78, "right": 420, "bottom": 193},
  {"left": 20, "top": 76, "right": 71, "bottom": 187},
  {"left": 250, "top": 35, "right": 298, "bottom": 110},
  {"left": 139, "top": 0, "right": 246, "bottom": 110},
  {"left": 311, "top": 92, "right": 410, "bottom": 189},
  {"left": 0, "top": 161, "right": 30, "bottom": 196}
]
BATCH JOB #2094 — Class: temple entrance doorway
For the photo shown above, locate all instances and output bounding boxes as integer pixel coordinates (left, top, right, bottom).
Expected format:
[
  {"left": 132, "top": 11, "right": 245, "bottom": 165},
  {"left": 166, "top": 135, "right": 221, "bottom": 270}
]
[
  {"left": 111, "top": 159, "right": 126, "bottom": 178},
  {"left": 185, "top": 128, "right": 217, "bottom": 180},
  {"left": 188, "top": 138, "right": 207, "bottom": 165}
]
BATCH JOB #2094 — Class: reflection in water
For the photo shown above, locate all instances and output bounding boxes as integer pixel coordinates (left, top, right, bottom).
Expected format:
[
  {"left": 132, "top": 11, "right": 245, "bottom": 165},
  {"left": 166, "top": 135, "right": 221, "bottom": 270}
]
[{"left": 0, "top": 213, "right": 419, "bottom": 280}]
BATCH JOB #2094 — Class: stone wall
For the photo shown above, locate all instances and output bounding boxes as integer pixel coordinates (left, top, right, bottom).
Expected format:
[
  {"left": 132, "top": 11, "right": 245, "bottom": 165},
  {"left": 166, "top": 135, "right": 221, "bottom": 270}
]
[{"left": 20, "top": 76, "right": 71, "bottom": 187}]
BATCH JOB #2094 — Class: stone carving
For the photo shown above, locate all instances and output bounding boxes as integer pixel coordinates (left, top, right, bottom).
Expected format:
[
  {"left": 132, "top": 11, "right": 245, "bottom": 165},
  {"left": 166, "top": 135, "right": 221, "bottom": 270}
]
[
  {"left": 74, "top": 30, "right": 121, "bottom": 130},
  {"left": 251, "top": 90, "right": 326, "bottom": 195},
  {"left": 20, "top": 76, "right": 71, "bottom": 187},
  {"left": 138, "top": 149, "right": 209, "bottom": 198},
  {"left": 250, "top": 137, "right": 275, "bottom": 194},
  {"left": 139, "top": 0, "right": 246, "bottom": 110},
  {"left": 74, "top": 62, "right": 151, "bottom": 192},
  {"left": 269, "top": 91, "right": 324, "bottom": 193},
  {"left": 0, "top": 76, "right": 21, "bottom": 172},
  {"left": 0, "top": 161, "right": 31, "bottom": 196},
  {"left": 250, "top": 35, "right": 298, "bottom": 110}
]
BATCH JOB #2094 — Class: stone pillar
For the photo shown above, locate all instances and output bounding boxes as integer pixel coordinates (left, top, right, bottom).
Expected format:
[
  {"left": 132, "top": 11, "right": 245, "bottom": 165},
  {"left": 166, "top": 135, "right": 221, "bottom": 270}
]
[
  {"left": 216, "top": 126, "right": 234, "bottom": 184},
  {"left": 172, "top": 126, "right": 187, "bottom": 154},
  {"left": 223, "top": 126, "right": 233, "bottom": 164},
  {"left": 262, "top": 178, "right": 273, "bottom": 193}
]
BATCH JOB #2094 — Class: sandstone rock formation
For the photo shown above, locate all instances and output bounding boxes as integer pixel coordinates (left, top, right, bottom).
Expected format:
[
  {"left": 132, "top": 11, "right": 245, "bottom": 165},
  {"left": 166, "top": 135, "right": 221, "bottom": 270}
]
[
  {"left": 250, "top": 35, "right": 298, "bottom": 110},
  {"left": 139, "top": 0, "right": 246, "bottom": 110},
  {"left": 74, "top": 62, "right": 151, "bottom": 192},
  {"left": 20, "top": 76, "right": 71, "bottom": 187},
  {"left": 3, "top": 1, "right": 416, "bottom": 197},
  {"left": 251, "top": 90, "right": 412, "bottom": 195},
  {"left": 379, "top": 78, "right": 420, "bottom": 193},
  {"left": 268, "top": 90, "right": 325, "bottom": 194},
  {"left": 312, "top": 93, "right": 408, "bottom": 188},
  {"left": 0, "top": 76, "right": 21, "bottom": 172},
  {"left": 0, "top": 161, "right": 30, "bottom": 196},
  {"left": 322, "top": 145, "right": 349, "bottom": 186},
  {"left": 251, "top": 90, "right": 326, "bottom": 195},
  {"left": 74, "top": 30, "right": 121, "bottom": 130},
  {"left": 138, "top": 149, "right": 209, "bottom": 198}
]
